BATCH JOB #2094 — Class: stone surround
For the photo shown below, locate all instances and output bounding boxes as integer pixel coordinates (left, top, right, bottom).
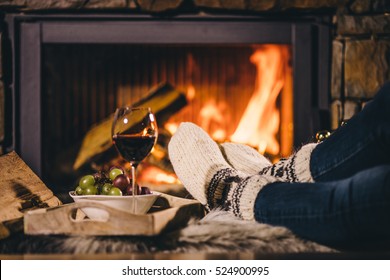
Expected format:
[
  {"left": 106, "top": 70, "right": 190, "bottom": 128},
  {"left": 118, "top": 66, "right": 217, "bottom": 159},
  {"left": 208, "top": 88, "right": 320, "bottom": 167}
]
[{"left": 0, "top": 0, "right": 390, "bottom": 148}]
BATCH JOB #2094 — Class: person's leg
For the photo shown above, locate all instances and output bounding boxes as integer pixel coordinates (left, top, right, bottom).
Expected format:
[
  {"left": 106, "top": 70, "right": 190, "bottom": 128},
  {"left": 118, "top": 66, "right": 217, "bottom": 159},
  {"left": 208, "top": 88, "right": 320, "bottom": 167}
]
[
  {"left": 255, "top": 165, "right": 390, "bottom": 250},
  {"left": 169, "top": 122, "right": 390, "bottom": 249},
  {"left": 311, "top": 82, "right": 390, "bottom": 182}
]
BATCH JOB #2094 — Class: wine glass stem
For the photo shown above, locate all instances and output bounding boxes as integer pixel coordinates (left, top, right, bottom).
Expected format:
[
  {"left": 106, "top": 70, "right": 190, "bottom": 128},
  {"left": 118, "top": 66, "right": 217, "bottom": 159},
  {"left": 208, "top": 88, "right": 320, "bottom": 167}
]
[{"left": 131, "top": 164, "right": 137, "bottom": 214}]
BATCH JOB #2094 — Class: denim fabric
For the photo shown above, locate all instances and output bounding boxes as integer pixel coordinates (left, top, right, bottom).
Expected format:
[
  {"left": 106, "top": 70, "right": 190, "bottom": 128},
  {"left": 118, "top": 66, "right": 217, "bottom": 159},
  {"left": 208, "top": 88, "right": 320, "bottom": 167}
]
[
  {"left": 254, "top": 166, "right": 390, "bottom": 249},
  {"left": 254, "top": 82, "right": 390, "bottom": 250},
  {"left": 311, "top": 82, "right": 390, "bottom": 182}
]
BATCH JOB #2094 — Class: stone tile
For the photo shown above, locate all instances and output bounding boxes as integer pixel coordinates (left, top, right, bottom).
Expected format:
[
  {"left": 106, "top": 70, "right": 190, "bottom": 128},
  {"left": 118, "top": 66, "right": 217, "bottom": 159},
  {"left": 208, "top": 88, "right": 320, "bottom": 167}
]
[
  {"left": 0, "top": 80, "right": 4, "bottom": 143},
  {"left": 247, "top": 0, "right": 277, "bottom": 11},
  {"left": 0, "top": 31, "right": 2, "bottom": 79},
  {"left": 344, "top": 40, "right": 390, "bottom": 98},
  {"left": 330, "top": 99, "right": 362, "bottom": 130},
  {"left": 330, "top": 99, "right": 342, "bottom": 130},
  {"left": 0, "top": 0, "right": 86, "bottom": 9},
  {"left": 0, "top": 0, "right": 128, "bottom": 9},
  {"left": 280, "top": 0, "right": 343, "bottom": 9},
  {"left": 136, "top": 0, "right": 183, "bottom": 12},
  {"left": 194, "top": 0, "right": 246, "bottom": 10},
  {"left": 343, "top": 99, "right": 361, "bottom": 120},
  {"left": 84, "top": 0, "right": 127, "bottom": 8},
  {"left": 371, "top": 0, "right": 390, "bottom": 12},
  {"left": 0, "top": 0, "right": 25, "bottom": 8},
  {"left": 348, "top": 0, "right": 371, "bottom": 14},
  {"left": 0, "top": 31, "right": 2, "bottom": 145},
  {"left": 194, "top": 0, "right": 276, "bottom": 11},
  {"left": 331, "top": 40, "right": 343, "bottom": 99},
  {"left": 338, "top": 14, "right": 390, "bottom": 35}
]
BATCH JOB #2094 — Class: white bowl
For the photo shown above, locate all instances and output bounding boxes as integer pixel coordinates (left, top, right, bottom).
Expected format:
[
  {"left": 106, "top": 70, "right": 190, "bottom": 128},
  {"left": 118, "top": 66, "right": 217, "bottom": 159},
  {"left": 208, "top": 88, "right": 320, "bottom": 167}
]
[{"left": 69, "top": 191, "right": 160, "bottom": 221}]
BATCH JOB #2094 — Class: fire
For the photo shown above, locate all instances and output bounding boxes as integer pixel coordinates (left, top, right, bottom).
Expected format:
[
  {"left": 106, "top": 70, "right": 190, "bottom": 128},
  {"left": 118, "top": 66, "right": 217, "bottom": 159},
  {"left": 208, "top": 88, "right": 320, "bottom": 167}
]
[
  {"left": 199, "top": 100, "right": 228, "bottom": 142},
  {"left": 230, "top": 45, "right": 291, "bottom": 155},
  {"left": 140, "top": 44, "right": 293, "bottom": 185},
  {"left": 138, "top": 165, "right": 179, "bottom": 184},
  {"left": 163, "top": 45, "right": 292, "bottom": 156},
  {"left": 186, "top": 84, "right": 196, "bottom": 101}
]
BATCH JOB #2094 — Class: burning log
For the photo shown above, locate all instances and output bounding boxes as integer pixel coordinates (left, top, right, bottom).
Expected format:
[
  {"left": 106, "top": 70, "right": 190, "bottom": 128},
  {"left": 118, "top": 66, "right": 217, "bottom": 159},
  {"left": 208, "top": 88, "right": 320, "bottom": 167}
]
[{"left": 73, "top": 82, "right": 187, "bottom": 171}]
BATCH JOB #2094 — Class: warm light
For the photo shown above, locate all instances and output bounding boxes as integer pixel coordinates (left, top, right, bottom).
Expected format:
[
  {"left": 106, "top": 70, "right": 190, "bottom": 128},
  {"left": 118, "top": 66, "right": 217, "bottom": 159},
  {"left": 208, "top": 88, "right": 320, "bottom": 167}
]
[
  {"left": 212, "top": 129, "right": 226, "bottom": 142},
  {"left": 138, "top": 165, "right": 179, "bottom": 184},
  {"left": 165, "top": 122, "right": 179, "bottom": 135},
  {"left": 156, "top": 173, "right": 177, "bottom": 184},
  {"left": 200, "top": 101, "right": 223, "bottom": 129},
  {"left": 230, "top": 45, "right": 291, "bottom": 155},
  {"left": 199, "top": 100, "right": 228, "bottom": 142},
  {"left": 187, "top": 85, "right": 196, "bottom": 100},
  {"left": 135, "top": 44, "right": 293, "bottom": 186},
  {"left": 258, "top": 140, "right": 268, "bottom": 155},
  {"left": 151, "top": 146, "right": 165, "bottom": 160}
]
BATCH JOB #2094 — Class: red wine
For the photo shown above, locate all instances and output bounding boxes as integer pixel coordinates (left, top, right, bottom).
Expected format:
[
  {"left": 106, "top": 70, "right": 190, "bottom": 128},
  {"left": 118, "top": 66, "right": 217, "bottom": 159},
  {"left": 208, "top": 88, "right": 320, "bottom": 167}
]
[{"left": 112, "top": 134, "right": 156, "bottom": 163}]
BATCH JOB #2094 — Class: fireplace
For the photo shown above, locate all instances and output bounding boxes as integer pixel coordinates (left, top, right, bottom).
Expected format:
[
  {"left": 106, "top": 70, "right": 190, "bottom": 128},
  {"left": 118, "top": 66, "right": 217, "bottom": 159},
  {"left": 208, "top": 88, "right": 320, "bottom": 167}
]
[{"left": 3, "top": 14, "right": 331, "bottom": 192}]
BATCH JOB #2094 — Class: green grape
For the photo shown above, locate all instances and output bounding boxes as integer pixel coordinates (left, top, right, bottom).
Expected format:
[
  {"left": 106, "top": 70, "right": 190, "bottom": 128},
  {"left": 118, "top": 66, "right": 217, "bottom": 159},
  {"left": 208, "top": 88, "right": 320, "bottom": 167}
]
[
  {"left": 108, "top": 187, "right": 122, "bottom": 196},
  {"left": 75, "top": 186, "right": 83, "bottom": 195},
  {"left": 83, "top": 185, "right": 98, "bottom": 195},
  {"left": 109, "top": 168, "right": 124, "bottom": 181},
  {"left": 79, "top": 175, "right": 95, "bottom": 189},
  {"left": 101, "top": 183, "right": 113, "bottom": 195}
]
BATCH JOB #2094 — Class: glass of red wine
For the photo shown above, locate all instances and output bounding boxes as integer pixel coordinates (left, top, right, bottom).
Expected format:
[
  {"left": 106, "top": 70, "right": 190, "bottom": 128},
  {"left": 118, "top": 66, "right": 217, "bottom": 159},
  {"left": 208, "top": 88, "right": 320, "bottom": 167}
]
[{"left": 112, "top": 107, "right": 158, "bottom": 212}]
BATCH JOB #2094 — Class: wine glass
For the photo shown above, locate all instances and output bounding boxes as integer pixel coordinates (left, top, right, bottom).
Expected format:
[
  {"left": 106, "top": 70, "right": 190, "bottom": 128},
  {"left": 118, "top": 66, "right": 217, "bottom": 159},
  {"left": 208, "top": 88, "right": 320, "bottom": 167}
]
[{"left": 112, "top": 107, "right": 158, "bottom": 212}]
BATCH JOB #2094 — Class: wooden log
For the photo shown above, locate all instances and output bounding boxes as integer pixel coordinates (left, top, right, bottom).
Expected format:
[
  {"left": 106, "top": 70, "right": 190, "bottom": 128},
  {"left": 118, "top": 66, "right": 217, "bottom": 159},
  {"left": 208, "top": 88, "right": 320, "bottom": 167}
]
[
  {"left": 0, "top": 151, "right": 62, "bottom": 239},
  {"left": 73, "top": 83, "right": 187, "bottom": 170}
]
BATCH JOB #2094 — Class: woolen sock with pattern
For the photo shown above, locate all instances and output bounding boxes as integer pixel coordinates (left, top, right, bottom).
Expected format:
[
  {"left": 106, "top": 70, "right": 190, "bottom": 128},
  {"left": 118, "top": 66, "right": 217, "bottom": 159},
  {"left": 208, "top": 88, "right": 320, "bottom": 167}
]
[
  {"left": 220, "top": 141, "right": 317, "bottom": 182},
  {"left": 219, "top": 142, "right": 272, "bottom": 175},
  {"left": 258, "top": 143, "right": 317, "bottom": 182},
  {"left": 168, "top": 122, "right": 279, "bottom": 220}
]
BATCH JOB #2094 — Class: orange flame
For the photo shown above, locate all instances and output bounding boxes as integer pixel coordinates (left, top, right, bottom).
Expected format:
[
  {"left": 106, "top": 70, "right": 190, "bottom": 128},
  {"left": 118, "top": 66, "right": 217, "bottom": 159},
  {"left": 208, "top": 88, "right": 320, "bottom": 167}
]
[
  {"left": 138, "top": 165, "right": 179, "bottom": 184},
  {"left": 230, "top": 45, "right": 290, "bottom": 155},
  {"left": 199, "top": 100, "right": 228, "bottom": 142},
  {"left": 142, "top": 45, "right": 293, "bottom": 186}
]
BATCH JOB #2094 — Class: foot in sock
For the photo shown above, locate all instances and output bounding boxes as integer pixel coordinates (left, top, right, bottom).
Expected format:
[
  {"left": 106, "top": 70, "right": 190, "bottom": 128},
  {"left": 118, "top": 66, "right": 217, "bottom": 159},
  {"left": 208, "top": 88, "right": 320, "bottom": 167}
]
[
  {"left": 220, "top": 141, "right": 317, "bottom": 182},
  {"left": 219, "top": 142, "right": 271, "bottom": 175},
  {"left": 168, "top": 122, "right": 279, "bottom": 220},
  {"left": 258, "top": 143, "right": 317, "bottom": 182}
]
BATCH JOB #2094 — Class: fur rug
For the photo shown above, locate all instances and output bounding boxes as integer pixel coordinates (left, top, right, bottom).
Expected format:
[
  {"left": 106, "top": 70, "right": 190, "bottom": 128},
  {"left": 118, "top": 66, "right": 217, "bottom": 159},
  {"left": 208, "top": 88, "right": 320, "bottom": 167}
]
[{"left": 0, "top": 209, "right": 335, "bottom": 256}]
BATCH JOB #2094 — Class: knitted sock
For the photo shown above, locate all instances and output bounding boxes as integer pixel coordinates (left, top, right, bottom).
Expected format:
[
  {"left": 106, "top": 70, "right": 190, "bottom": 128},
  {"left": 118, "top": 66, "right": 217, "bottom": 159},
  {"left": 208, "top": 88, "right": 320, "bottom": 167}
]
[
  {"left": 258, "top": 143, "right": 317, "bottom": 182},
  {"left": 168, "top": 122, "right": 279, "bottom": 220},
  {"left": 219, "top": 142, "right": 272, "bottom": 175}
]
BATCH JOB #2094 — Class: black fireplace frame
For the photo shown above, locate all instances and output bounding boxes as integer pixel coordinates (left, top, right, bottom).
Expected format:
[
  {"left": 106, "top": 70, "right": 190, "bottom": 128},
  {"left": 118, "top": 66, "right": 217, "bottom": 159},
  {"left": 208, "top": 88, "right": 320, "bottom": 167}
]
[{"left": 3, "top": 13, "right": 331, "bottom": 177}]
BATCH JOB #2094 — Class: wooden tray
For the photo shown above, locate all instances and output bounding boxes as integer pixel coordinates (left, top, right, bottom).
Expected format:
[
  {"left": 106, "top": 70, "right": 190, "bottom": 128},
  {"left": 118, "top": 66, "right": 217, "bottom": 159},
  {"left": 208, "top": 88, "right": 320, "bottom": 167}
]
[{"left": 24, "top": 193, "right": 204, "bottom": 236}]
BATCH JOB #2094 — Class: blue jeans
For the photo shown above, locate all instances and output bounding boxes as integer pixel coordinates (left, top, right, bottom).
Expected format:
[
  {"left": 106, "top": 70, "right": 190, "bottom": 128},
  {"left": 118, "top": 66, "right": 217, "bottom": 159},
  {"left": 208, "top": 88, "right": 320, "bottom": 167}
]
[{"left": 254, "top": 82, "right": 390, "bottom": 250}]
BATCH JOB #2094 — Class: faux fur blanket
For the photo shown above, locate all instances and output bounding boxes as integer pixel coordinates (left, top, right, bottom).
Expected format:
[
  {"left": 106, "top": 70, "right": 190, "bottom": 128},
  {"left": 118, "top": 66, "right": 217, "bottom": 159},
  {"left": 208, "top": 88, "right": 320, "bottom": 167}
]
[{"left": 0, "top": 210, "right": 335, "bottom": 256}]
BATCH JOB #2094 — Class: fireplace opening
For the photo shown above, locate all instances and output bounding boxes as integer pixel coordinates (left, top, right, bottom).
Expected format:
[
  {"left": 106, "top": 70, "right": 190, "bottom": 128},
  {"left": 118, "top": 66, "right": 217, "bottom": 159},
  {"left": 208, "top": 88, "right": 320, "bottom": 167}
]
[
  {"left": 4, "top": 15, "right": 331, "bottom": 194},
  {"left": 42, "top": 43, "right": 293, "bottom": 188}
]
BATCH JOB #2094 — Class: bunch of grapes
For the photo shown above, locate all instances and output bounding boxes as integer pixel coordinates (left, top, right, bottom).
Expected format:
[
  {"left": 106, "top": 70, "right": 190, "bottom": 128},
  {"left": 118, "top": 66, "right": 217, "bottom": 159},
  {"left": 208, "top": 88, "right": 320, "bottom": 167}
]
[{"left": 74, "top": 166, "right": 152, "bottom": 196}]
